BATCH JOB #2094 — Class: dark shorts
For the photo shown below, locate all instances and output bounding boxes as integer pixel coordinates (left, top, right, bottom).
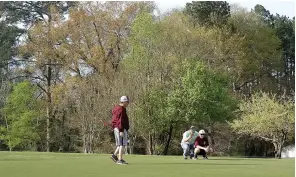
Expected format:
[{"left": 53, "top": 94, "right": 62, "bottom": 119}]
[{"left": 196, "top": 149, "right": 206, "bottom": 155}]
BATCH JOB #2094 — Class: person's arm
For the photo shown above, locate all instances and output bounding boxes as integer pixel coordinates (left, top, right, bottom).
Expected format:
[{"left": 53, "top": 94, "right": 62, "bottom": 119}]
[
  {"left": 183, "top": 132, "right": 193, "bottom": 142},
  {"left": 204, "top": 137, "right": 210, "bottom": 150},
  {"left": 116, "top": 108, "right": 125, "bottom": 137},
  {"left": 194, "top": 137, "right": 207, "bottom": 150},
  {"left": 118, "top": 114, "right": 124, "bottom": 137},
  {"left": 118, "top": 111, "right": 124, "bottom": 132},
  {"left": 198, "top": 138, "right": 210, "bottom": 150},
  {"left": 196, "top": 145, "right": 207, "bottom": 150}
]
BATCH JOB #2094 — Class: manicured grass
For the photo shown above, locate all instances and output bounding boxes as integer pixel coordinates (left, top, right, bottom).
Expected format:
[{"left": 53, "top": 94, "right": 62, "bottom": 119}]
[{"left": 0, "top": 152, "right": 294, "bottom": 177}]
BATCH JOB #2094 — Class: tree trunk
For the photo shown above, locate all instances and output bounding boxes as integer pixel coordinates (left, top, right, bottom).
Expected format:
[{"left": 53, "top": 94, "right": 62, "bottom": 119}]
[
  {"left": 46, "top": 61, "right": 52, "bottom": 152},
  {"left": 4, "top": 114, "right": 11, "bottom": 152},
  {"left": 163, "top": 125, "right": 173, "bottom": 155},
  {"left": 90, "top": 132, "right": 94, "bottom": 153},
  {"left": 148, "top": 133, "right": 153, "bottom": 155},
  {"left": 207, "top": 124, "right": 215, "bottom": 148},
  {"left": 276, "top": 143, "right": 282, "bottom": 159},
  {"left": 46, "top": 97, "right": 51, "bottom": 152},
  {"left": 273, "top": 132, "right": 286, "bottom": 159},
  {"left": 129, "top": 143, "right": 133, "bottom": 154},
  {"left": 46, "top": 106, "right": 50, "bottom": 152},
  {"left": 83, "top": 133, "right": 87, "bottom": 153},
  {"left": 273, "top": 142, "right": 282, "bottom": 159},
  {"left": 153, "top": 132, "right": 156, "bottom": 155},
  {"left": 129, "top": 135, "right": 135, "bottom": 154}
]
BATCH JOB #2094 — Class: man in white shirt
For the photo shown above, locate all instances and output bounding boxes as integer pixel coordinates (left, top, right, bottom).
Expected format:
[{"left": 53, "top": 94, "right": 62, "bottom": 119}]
[{"left": 180, "top": 126, "right": 199, "bottom": 159}]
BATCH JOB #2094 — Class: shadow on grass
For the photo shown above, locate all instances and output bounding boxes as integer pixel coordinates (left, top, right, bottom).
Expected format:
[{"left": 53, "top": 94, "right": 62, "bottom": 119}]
[
  {"left": 131, "top": 162, "right": 261, "bottom": 166},
  {"left": 207, "top": 158, "right": 248, "bottom": 161},
  {"left": 210, "top": 158, "right": 279, "bottom": 161},
  {"left": 0, "top": 158, "right": 46, "bottom": 162}
]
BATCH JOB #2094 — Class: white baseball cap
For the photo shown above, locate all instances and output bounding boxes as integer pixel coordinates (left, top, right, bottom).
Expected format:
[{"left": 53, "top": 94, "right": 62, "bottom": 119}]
[
  {"left": 199, "top": 129, "right": 206, "bottom": 134},
  {"left": 120, "top": 96, "right": 129, "bottom": 102}
]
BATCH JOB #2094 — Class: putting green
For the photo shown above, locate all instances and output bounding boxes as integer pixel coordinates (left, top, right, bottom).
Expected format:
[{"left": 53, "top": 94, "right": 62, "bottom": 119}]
[{"left": 0, "top": 152, "right": 294, "bottom": 177}]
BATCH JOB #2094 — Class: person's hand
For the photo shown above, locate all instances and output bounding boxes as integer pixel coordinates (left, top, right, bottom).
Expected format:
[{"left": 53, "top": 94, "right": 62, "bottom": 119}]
[
  {"left": 189, "top": 132, "right": 193, "bottom": 138},
  {"left": 119, "top": 132, "right": 124, "bottom": 137},
  {"left": 209, "top": 147, "right": 213, "bottom": 153}
]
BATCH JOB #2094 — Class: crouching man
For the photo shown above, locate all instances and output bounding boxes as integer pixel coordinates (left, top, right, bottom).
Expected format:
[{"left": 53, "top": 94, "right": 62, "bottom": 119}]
[
  {"left": 180, "top": 126, "right": 199, "bottom": 160},
  {"left": 193, "top": 129, "right": 212, "bottom": 160}
]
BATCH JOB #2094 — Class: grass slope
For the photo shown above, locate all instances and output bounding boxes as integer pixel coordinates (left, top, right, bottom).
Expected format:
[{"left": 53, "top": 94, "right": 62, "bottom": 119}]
[{"left": 0, "top": 152, "right": 294, "bottom": 177}]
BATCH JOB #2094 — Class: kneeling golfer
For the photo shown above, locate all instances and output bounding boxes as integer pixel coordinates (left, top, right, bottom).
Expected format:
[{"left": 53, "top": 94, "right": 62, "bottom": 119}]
[{"left": 193, "top": 129, "right": 212, "bottom": 160}]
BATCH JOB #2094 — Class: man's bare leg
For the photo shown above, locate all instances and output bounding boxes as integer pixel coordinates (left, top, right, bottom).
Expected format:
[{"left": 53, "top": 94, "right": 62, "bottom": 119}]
[
  {"left": 194, "top": 148, "right": 201, "bottom": 159},
  {"left": 114, "top": 146, "right": 120, "bottom": 156},
  {"left": 110, "top": 146, "right": 120, "bottom": 162},
  {"left": 118, "top": 146, "right": 124, "bottom": 161}
]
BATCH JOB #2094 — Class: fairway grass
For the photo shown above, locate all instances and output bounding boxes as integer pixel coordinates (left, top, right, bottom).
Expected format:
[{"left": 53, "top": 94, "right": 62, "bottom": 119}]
[{"left": 0, "top": 152, "right": 294, "bottom": 177}]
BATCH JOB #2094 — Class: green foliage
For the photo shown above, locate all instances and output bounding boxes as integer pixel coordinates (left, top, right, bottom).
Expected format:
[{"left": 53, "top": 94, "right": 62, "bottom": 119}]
[
  {"left": 124, "top": 12, "right": 160, "bottom": 72},
  {"left": 133, "top": 87, "right": 168, "bottom": 132},
  {"left": 254, "top": 4, "right": 275, "bottom": 26},
  {"left": 0, "top": 1, "right": 77, "bottom": 24},
  {"left": 230, "top": 92, "right": 294, "bottom": 142},
  {"left": 226, "top": 9, "right": 282, "bottom": 94},
  {"left": 0, "top": 81, "right": 42, "bottom": 150},
  {"left": 254, "top": 4, "right": 295, "bottom": 96},
  {"left": 0, "top": 22, "right": 24, "bottom": 68},
  {"left": 167, "top": 61, "right": 238, "bottom": 125},
  {"left": 0, "top": 2, "right": 293, "bottom": 156},
  {"left": 185, "top": 1, "right": 230, "bottom": 27}
]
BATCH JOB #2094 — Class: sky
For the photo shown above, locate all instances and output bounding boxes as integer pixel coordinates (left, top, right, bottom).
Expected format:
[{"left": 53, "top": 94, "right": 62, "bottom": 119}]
[{"left": 155, "top": 0, "right": 295, "bottom": 18}]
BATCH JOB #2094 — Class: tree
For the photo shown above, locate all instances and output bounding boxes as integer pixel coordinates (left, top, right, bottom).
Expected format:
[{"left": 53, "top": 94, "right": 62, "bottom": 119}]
[
  {"left": 0, "top": 1, "right": 76, "bottom": 25},
  {"left": 254, "top": 4, "right": 295, "bottom": 97},
  {"left": 0, "top": 22, "right": 24, "bottom": 80},
  {"left": 18, "top": 2, "right": 155, "bottom": 152},
  {"left": 230, "top": 92, "right": 295, "bottom": 158},
  {"left": 123, "top": 11, "right": 241, "bottom": 155},
  {"left": 63, "top": 75, "right": 118, "bottom": 153},
  {"left": 0, "top": 81, "right": 42, "bottom": 151},
  {"left": 167, "top": 61, "right": 238, "bottom": 132},
  {"left": 18, "top": 7, "right": 65, "bottom": 152},
  {"left": 0, "top": 12, "right": 24, "bottom": 120},
  {"left": 122, "top": 12, "right": 166, "bottom": 155},
  {"left": 185, "top": 1, "right": 230, "bottom": 27},
  {"left": 122, "top": 11, "right": 200, "bottom": 155},
  {"left": 273, "top": 15, "right": 295, "bottom": 97},
  {"left": 169, "top": 61, "right": 236, "bottom": 152},
  {"left": 1, "top": 1, "right": 76, "bottom": 152},
  {"left": 183, "top": 5, "right": 283, "bottom": 98},
  {"left": 225, "top": 8, "right": 282, "bottom": 96},
  {"left": 254, "top": 4, "right": 275, "bottom": 26}
]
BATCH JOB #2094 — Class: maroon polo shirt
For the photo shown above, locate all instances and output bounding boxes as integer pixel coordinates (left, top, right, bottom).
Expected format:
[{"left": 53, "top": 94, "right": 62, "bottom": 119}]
[
  {"left": 194, "top": 136, "right": 209, "bottom": 148},
  {"left": 111, "top": 105, "right": 129, "bottom": 132}
]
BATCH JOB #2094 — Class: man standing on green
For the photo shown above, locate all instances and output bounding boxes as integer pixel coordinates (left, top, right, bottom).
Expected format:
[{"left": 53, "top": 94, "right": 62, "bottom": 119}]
[
  {"left": 110, "top": 96, "right": 130, "bottom": 165},
  {"left": 180, "top": 126, "right": 199, "bottom": 159}
]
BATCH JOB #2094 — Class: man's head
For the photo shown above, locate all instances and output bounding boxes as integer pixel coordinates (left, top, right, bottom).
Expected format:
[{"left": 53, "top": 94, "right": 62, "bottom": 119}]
[
  {"left": 120, "top": 96, "right": 129, "bottom": 107},
  {"left": 199, "top": 129, "right": 206, "bottom": 138},
  {"left": 189, "top": 126, "right": 196, "bottom": 134}
]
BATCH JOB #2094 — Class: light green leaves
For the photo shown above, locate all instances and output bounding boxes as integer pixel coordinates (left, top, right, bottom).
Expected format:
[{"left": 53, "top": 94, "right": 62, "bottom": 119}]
[
  {"left": 230, "top": 92, "right": 294, "bottom": 142},
  {"left": 0, "top": 81, "right": 42, "bottom": 150}
]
